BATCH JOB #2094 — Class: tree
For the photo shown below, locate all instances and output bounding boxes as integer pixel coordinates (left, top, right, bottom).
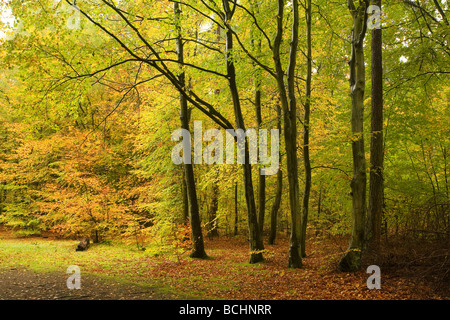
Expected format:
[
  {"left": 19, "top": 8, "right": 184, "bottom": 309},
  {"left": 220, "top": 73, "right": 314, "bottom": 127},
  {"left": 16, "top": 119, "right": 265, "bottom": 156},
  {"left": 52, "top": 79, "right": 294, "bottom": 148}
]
[
  {"left": 300, "top": 0, "right": 313, "bottom": 258},
  {"left": 366, "top": 0, "right": 384, "bottom": 250},
  {"left": 174, "top": 2, "right": 207, "bottom": 258},
  {"left": 338, "top": 0, "right": 369, "bottom": 272},
  {"left": 272, "top": 0, "right": 303, "bottom": 268},
  {"left": 268, "top": 103, "right": 283, "bottom": 245},
  {"left": 222, "top": 0, "right": 264, "bottom": 263}
]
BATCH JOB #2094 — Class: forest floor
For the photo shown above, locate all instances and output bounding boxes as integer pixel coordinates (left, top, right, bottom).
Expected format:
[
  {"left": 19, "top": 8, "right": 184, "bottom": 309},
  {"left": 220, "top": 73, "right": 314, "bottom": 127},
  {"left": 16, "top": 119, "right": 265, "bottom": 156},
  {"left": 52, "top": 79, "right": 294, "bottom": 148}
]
[{"left": 0, "top": 228, "right": 448, "bottom": 300}]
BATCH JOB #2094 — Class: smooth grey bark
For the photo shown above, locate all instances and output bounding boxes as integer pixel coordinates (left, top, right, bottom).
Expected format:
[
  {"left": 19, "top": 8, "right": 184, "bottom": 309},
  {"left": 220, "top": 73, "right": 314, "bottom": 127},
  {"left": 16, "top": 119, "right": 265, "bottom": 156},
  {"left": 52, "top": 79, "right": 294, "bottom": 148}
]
[
  {"left": 273, "top": 0, "right": 302, "bottom": 268},
  {"left": 174, "top": 2, "right": 207, "bottom": 258},
  {"left": 338, "top": 0, "right": 369, "bottom": 272},
  {"left": 223, "top": 0, "right": 264, "bottom": 263},
  {"left": 367, "top": 0, "right": 384, "bottom": 250},
  {"left": 300, "top": 0, "right": 312, "bottom": 259}
]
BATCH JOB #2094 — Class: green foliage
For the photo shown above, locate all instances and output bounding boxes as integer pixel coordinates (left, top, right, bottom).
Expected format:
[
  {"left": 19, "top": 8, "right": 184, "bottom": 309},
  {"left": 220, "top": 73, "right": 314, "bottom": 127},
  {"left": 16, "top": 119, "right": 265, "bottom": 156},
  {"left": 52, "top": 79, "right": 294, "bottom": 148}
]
[{"left": 0, "top": 0, "right": 448, "bottom": 249}]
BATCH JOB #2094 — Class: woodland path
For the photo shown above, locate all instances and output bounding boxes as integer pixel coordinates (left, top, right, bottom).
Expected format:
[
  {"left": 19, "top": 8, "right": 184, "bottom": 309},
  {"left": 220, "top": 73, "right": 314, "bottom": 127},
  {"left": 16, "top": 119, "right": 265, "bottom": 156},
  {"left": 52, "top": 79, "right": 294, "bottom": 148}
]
[{"left": 0, "top": 267, "right": 184, "bottom": 300}]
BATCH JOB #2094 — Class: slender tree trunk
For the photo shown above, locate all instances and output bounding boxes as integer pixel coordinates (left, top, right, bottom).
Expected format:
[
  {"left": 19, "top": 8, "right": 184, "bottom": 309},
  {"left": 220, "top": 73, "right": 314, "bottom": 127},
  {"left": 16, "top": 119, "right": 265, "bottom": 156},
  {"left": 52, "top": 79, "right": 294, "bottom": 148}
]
[
  {"left": 174, "top": 3, "right": 207, "bottom": 258},
  {"left": 223, "top": 1, "right": 264, "bottom": 263},
  {"left": 273, "top": 0, "right": 302, "bottom": 268},
  {"left": 286, "top": 0, "right": 302, "bottom": 268},
  {"left": 300, "top": 0, "right": 312, "bottom": 258},
  {"left": 268, "top": 169, "right": 283, "bottom": 245},
  {"left": 440, "top": 143, "right": 449, "bottom": 200},
  {"left": 268, "top": 104, "right": 283, "bottom": 245},
  {"left": 234, "top": 181, "right": 239, "bottom": 236},
  {"left": 207, "top": 173, "right": 219, "bottom": 238},
  {"left": 255, "top": 81, "right": 266, "bottom": 238},
  {"left": 250, "top": 0, "right": 266, "bottom": 242},
  {"left": 367, "top": 0, "right": 384, "bottom": 250},
  {"left": 182, "top": 169, "right": 189, "bottom": 222},
  {"left": 338, "top": 0, "right": 368, "bottom": 272},
  {"left": 0, "top": 184, "right": 4, "bottom": 215}
]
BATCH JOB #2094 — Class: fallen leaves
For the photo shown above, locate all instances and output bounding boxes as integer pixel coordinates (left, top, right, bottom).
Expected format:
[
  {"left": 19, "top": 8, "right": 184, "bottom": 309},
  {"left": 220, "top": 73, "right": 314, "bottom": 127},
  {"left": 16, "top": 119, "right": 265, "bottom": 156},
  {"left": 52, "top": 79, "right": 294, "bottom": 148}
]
[{"left": 0, "top": 231, "right": 447, "bottom": 300}]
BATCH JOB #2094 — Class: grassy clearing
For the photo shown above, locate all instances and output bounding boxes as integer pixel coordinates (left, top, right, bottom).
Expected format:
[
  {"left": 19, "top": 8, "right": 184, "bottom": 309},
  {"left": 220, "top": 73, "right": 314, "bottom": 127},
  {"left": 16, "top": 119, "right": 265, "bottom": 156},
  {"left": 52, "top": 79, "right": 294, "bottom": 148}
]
[
  {"left": 0, "top": 234, "right": 196, "bottom": 298},
  {"left": 0, "top": 231, "right": 447, "bottom": 300}
]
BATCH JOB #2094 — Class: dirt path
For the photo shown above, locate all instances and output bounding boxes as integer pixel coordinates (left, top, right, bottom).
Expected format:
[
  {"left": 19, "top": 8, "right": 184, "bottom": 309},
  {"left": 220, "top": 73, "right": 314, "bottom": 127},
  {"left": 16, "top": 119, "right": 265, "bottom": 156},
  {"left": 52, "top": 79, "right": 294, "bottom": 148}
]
[{"left": 0, "top": 268, "right": 183, "bottom": 300}]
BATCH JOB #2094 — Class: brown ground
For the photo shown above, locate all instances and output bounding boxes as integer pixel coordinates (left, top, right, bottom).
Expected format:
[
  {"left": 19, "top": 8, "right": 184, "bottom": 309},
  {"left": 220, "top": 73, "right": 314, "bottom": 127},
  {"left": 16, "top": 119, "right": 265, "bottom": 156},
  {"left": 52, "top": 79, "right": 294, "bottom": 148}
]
[
  {"left": 0, "top": 226, "right": 448, "bottom": 300},
  {"left": 0, "top": 267, "right": 184, "bottom": 300}
]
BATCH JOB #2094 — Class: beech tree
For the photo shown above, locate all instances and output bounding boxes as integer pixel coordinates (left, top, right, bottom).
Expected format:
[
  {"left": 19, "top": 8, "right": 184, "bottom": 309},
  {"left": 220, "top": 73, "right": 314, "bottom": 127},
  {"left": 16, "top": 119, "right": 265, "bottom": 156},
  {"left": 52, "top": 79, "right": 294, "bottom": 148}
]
[
  {"left": 367, "top": 0, "right": 384, "bottom": 250},
  {"left": 173, "top": 2, "right": 206, "bottom": 258},
  {"left": 338, "top": 0, "right": 369, "bottom": 272},
  {"left": 300, "top": 0, "right": 313, "bottom": 259}
]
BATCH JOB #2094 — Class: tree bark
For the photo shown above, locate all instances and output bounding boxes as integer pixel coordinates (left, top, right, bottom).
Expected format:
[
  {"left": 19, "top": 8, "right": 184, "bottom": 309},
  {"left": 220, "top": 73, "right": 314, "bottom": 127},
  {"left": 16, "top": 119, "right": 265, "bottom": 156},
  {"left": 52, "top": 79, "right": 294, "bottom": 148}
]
[
  {"left": 207, "top": 173, "right": 219, "bottom": 238},
  {"left": 223, "top": 1, "right": 264, "bottom": 263},
  {"left": 250, "top": 0, "right": 266, "bottom": 242},
  {"left": 268, "top": 104, "right": 283, "bottom": 245},
  {"left": 367, "top": 0, "right": 384, "bottom": 250},
  {"left": 182, "top": 169, "right": 189, "bottom": 222},
  {"left": 300, "top": 0, "right": 312, "bottom": 258},
  {"left": 255, "top": 80, "right": 266, "bottom": 239},
  {"left": 268, "top": 169, "right": 283, "bottom": 245},
  {"left": 174, "top": 2, "right": 207, "bottom": 259},
  {"left": 273, "top": 0, "right": 302, "bottom": 268},
  {"left": 338, "top": 0, "right": 368, "bottom": 272},
  {"left": 234, "top": 181, "right": 239, "bottom": 236}
]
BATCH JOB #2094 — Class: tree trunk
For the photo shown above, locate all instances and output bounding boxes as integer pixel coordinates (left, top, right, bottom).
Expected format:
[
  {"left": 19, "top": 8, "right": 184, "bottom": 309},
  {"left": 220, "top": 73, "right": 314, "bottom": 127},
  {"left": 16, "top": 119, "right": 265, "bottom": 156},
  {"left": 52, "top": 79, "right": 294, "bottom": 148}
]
[
  {"left": 223, "top": 1, "right": 264, "bottom": 263},
  {"left": 256, "top": 83, "right": 266, "bottom": 238},
  {"left": 338, "top": 0, "right": 368, "bottom": 272},
  {"left": 367, "top": 0, "right": 384, "bottom": 250},
  {"left": 268, "top": 104, "right": 283, "bottom": 245},
  {"left": 300, "top": 0, "right": 312, "bottom": 258},
  {"left": 207, "top": 174, "right": 219, "bottom": 238},
  {"left": 268, "top": 169, "right": 283, "bottom": 245},
  {"left": 250, "top": 0, "right": 266, "bottom": 242},
  {"left": 234, "top": 181, "right": 239, "bottom": 236},
  {"left": 272, "top": 0, "right": 302, "bottom": 268},
  {"left": 174, "top": 2, "right": 207, "bottom": 259},
  {"left": 182, "top": 169, "right": 189, "bottom": 222}
]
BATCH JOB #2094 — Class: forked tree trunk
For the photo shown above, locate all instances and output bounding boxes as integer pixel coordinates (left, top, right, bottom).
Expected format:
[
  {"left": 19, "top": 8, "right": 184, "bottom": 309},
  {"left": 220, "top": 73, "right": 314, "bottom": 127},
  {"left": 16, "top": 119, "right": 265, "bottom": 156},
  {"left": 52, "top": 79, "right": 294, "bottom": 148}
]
[
  {"left": 338, "top": 0, "right": 368, "bottom": 272},
  {"left": 273, "top": 0, "right": 302, "bottom": 268},
  {"left": 174, "top": 3, "right": 207, "bottom": 259},
  {"left": 223, "top": 0, "right": 264, "bottom": 263}
]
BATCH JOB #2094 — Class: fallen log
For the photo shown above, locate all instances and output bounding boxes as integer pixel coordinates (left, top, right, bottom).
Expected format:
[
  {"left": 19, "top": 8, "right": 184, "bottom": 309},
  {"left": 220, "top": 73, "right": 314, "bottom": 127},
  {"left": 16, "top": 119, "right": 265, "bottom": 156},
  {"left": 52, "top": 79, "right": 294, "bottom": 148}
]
[{"left": 76, "top": 238, "right": 90, "bottom": 251}]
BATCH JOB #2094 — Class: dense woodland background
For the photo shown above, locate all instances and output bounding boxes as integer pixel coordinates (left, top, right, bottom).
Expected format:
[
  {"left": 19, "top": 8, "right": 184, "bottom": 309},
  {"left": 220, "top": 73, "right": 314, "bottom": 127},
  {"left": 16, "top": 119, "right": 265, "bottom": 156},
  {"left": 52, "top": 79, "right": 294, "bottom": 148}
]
[{"left": 0, "top": 0, "right": 448, "bottom": 287}]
